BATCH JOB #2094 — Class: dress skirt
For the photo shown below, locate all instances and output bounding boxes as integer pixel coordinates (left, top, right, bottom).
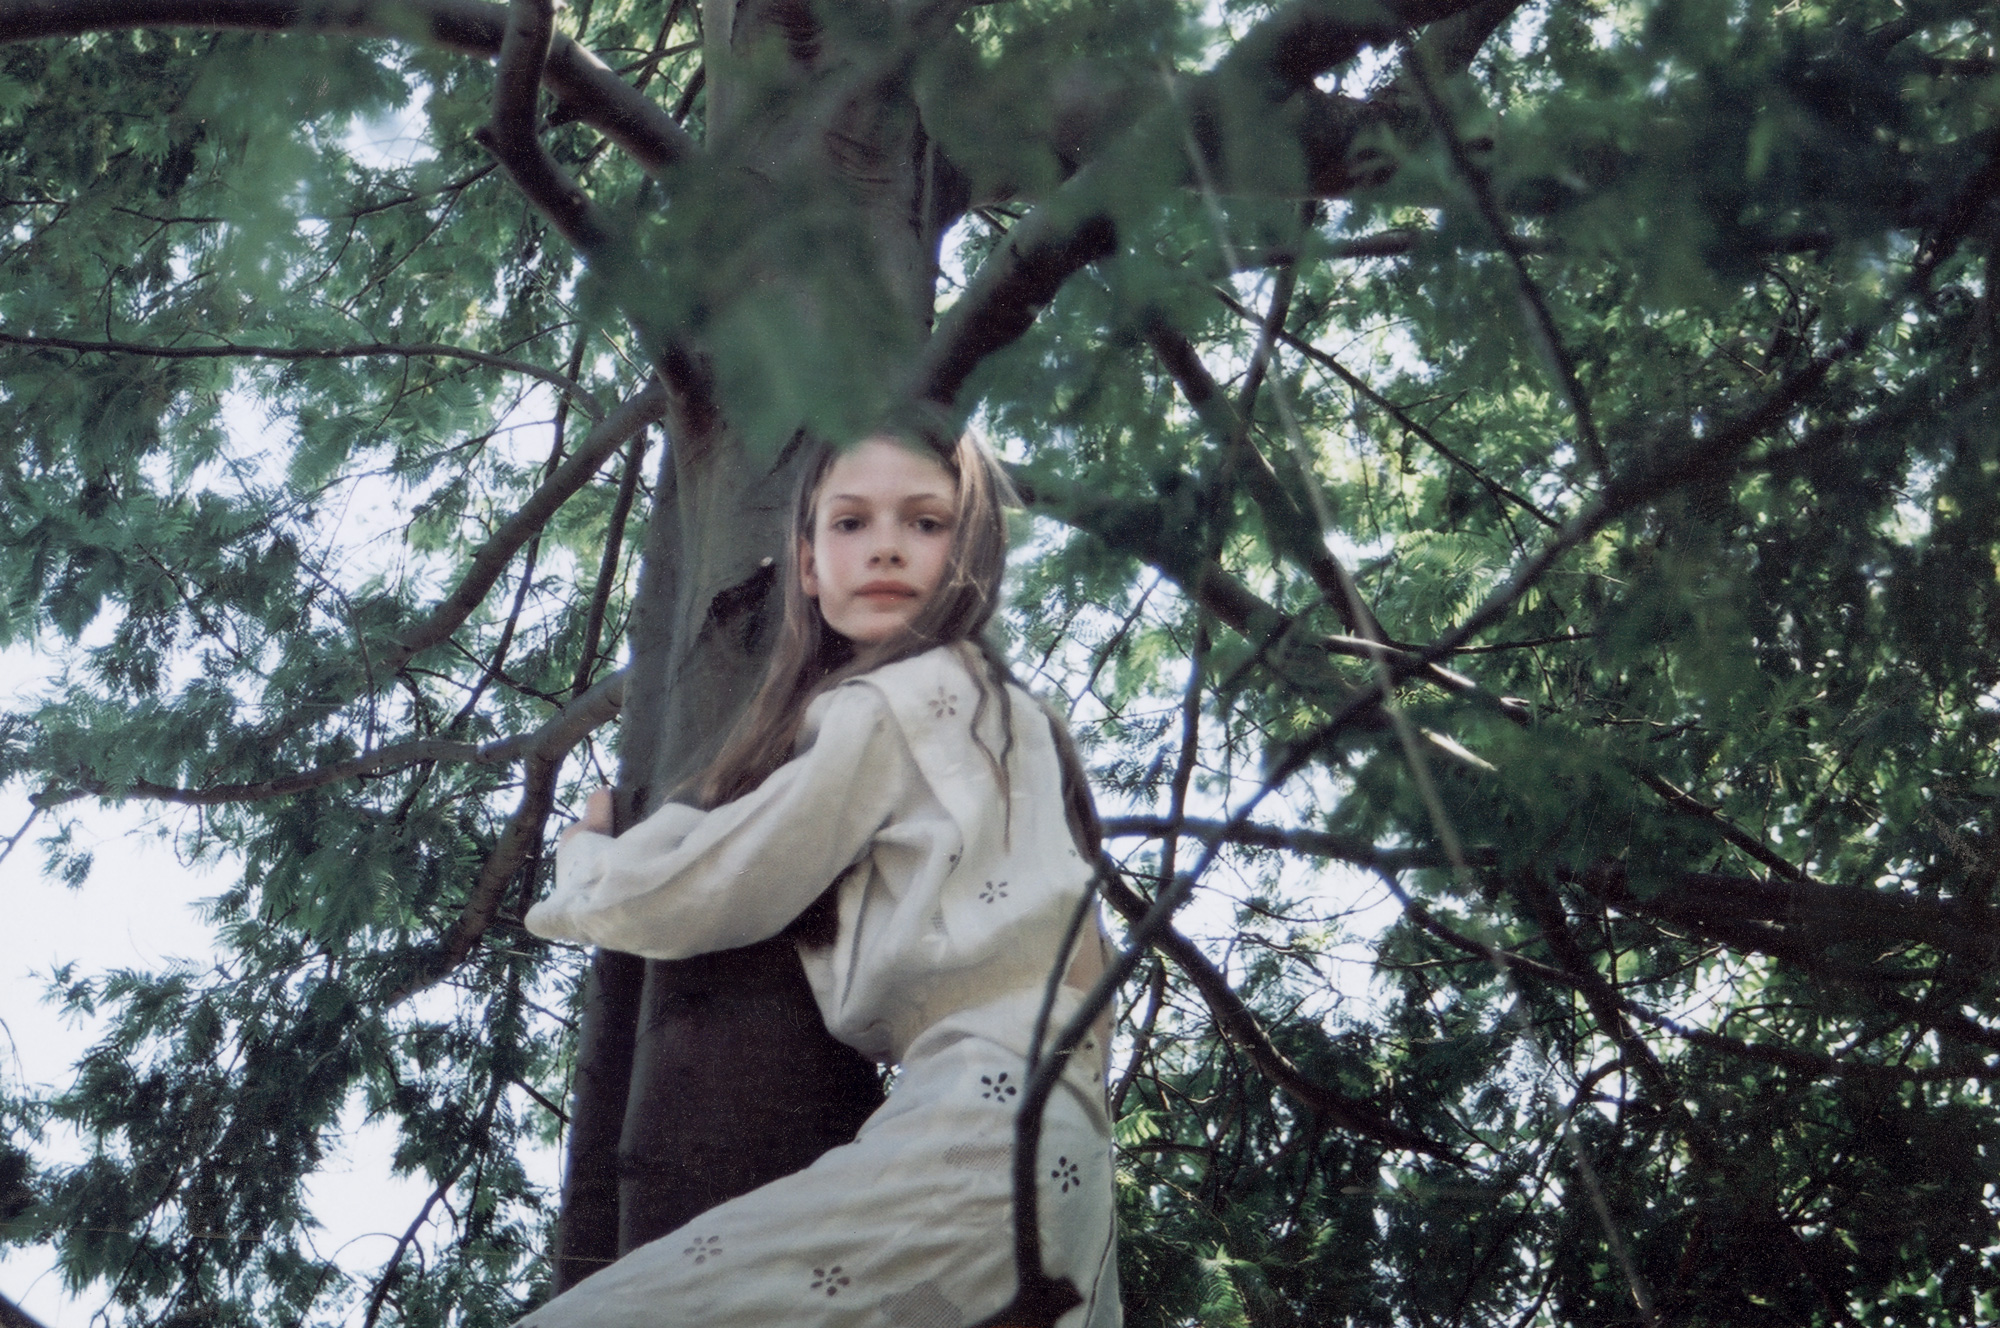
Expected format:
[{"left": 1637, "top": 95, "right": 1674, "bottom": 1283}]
[{"left": 517, "top": 1023, "right": 1120, "bottom": 1328}]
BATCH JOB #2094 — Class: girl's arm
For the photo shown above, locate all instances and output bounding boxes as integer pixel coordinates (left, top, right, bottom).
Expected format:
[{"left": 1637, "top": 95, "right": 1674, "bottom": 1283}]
[{"left": 527, "top": 684, "right": 914, "bottom": 961}]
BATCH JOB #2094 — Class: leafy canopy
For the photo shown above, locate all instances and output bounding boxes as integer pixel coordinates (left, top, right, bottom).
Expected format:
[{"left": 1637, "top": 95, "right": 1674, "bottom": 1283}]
[{"left": 3, "top": 0, "right": 1998, "bottom": 1324}]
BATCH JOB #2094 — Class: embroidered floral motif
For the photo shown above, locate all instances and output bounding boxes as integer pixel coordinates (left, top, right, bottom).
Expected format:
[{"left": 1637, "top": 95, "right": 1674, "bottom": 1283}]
[
  {"left": 1050, "top": 1155, "right": 1081, "bottom": 1193},
  {"left": 811, "top": 1266, "right": 851, "bottom": 1296},
  {"left": 926, "top": 687, "right": 960, "bottom": 719},
  {"left": 681, "top": 1234, "right": 722, "bottom": 1264},
  {"left": 980, "top": 1071, "right": 1018, "bottom": 1101},
  {"left": 977, "top": 879, "right": 1008, "bottom": 904}
]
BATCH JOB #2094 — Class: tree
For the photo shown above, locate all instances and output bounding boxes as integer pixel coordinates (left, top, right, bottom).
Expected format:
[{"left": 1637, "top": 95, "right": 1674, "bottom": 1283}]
[{"left": 3, "top": 0, "right": 1997, "bottom": 1324}]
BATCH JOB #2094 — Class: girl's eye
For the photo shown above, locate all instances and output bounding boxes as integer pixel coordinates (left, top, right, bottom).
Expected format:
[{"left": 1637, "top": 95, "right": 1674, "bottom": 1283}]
[
  {"left": 914, "top": 516, "right": 946, "bottom": 534},
  {"left": 831, "top": 516, "right": 863, "bottom": 533}
]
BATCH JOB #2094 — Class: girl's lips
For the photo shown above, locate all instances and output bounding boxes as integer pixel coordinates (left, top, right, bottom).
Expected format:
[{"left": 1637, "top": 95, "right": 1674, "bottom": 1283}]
[{"left": 855, "top": 582, "right": 918, "bottom": 598}]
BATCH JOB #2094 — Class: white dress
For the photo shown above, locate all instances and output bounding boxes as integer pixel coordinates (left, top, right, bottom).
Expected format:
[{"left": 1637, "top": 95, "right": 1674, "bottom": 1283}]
[{"left": 521, "top": 645, "right": 1121, "bottom": 1328}]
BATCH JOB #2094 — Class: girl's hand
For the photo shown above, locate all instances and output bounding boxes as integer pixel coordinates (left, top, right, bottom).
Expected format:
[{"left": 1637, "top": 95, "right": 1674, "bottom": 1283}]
[{"left": 560, "top": 787, "right": 615, "bottom": 844}]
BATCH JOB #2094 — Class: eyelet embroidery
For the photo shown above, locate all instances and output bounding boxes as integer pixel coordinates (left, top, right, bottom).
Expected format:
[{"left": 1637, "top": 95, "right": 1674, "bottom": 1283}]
[
  {"left": 977, "top": 879, "right": 1008, "bottom": 904},
  {"left": 926, "top": 687, "right": 959, "bottom": 719},
  {"left": 811, "top": 1266, "right": 851, "bottom": 1296},
  {"left": 980, "top": 1072, "right": 1018, "bottom": 1101},
  {"left": 1050, "top": 1156, "right": 1081, "bottom": 1193},
  {"left": 682, "top": 1234, "right": 721, "bottom": 1264}
]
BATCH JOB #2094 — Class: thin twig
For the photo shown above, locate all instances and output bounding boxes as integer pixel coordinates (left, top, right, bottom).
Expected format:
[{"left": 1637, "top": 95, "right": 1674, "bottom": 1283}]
[
  {"left": 34, "top": 671, "right": 626, "bottom": 811},
  {"left": 0, "top": 330, "right": 605, "bottom": 422},
  {"left": 1109, "top": 958, "right": 1166, "bottom": 1119},
  {"left": 571, "top": 425, "right": 650, "bottom": 696},
  {"left": 1101, "top": 813, "right": 1461, "bottom": 872},
  {"left": 381, "top": 377, "right": 667, "bottom": 677},
  {"left": 1096, "top": 866, "right": 1456, "bottom": 1157},
  {"left": 0, "top": 805, "right": 41, "bottom": 870},
  {"left": 1214, "top": 287, "right": 1559, "bottom": 531},
  {"left": 1404, "top": 48, "right": 1605, "bottom": 479}
]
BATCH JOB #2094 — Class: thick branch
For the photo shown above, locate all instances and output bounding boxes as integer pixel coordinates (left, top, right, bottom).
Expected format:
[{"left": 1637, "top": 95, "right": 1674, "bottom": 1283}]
[
  {"left": 0, "top": 1293, "right": 51, "bottom": 1328},
  {"left": 1635, "top": 771, "right": 1807, "bottom": 881},
  {"left": 0, "top": 330, "right": 605, "bottom": 421},
  {"left": 1146, "top": 317, "right": 1371, "bottom": 626},
  {"left": 1625, "top": 1002, "right": 1996, "bottom": 1084},
  {"left": 0, "top": 0, "right": 695, "bottom": 174},
  {"left": 570, "top": 428, "right": 647, "bottom": 696},
  {"left": 1270, "top": 328, "right": 1869, "bottom": 782},
  {"left": 916, "top": 195, "right": 1118, "bottom": 406},
  {"left": 1573, "top": 861, "right": 2000, "bottom": 968},
  {"left": 1408, "top": 0, "right": 1526, "bottom": 75},
  {"left": 0, "top": 1296, "right": 48, "bottom": 1328},
  {"left": 1379, "top": 872, "right": 1987, "bottom": 1083},
  {"left": 1005, "top": 465, "right": 1294, "bottom": 642},
  {"left": 1405, "top": 53, "right": 1604, "bottom": 477}
]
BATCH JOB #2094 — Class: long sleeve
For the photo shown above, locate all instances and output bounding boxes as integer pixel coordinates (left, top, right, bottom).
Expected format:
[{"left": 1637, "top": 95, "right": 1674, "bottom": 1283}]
[{"left": 526, "top": 683, "right": 917, "bottom": 961}]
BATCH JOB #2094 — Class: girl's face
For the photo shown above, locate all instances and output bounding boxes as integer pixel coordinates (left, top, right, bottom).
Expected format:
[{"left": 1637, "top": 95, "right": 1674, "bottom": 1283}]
[{"left": 800, "top": 437, "right": 959, "bottom": 646}]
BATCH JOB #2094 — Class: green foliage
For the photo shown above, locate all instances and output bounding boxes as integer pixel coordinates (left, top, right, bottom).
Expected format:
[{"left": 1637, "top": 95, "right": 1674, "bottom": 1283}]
[{"left": 4, "top": 0, "right": 1999, "bottom": 1324}]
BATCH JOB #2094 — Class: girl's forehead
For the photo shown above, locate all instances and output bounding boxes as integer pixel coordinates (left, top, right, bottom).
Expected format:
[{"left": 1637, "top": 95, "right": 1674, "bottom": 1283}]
[{"left": 818, "top": 437, "right": 956, "bottom": 501}]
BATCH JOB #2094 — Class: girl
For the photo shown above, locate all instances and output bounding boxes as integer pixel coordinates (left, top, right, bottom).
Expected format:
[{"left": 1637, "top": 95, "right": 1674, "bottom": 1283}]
[{"left": 520, "top": 431, "right": 1121, "bottom": 1328}]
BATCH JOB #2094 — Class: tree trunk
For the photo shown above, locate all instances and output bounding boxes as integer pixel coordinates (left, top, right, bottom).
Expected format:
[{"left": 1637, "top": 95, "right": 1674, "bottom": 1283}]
[{"left": 550, "top": 0, "right": 958, "bottom": 1289}]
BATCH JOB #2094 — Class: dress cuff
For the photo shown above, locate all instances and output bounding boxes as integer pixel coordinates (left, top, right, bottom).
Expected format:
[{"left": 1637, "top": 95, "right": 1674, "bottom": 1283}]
[{"left": 528, "top": 802, "right": 707, "bottom": 943}]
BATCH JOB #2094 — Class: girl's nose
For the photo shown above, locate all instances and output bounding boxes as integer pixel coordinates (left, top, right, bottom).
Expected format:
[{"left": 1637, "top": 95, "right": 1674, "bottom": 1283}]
[{"left": 870, "top": 542, "right": 905, "bottom": 566}]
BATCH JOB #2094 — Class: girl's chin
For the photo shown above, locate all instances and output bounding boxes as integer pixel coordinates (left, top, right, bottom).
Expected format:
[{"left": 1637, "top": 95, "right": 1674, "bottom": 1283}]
[
  {"left": 834, "top": 606, "right": 916, "bottom": 640},
  {"left": 839, "top": 620, "right": 928, "bottom": 657}
]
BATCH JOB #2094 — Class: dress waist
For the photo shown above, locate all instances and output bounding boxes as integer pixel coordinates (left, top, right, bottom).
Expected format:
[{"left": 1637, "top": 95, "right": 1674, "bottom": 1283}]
[{"left": 894, "top": 987, "right": 1110, "bottom": 1100}]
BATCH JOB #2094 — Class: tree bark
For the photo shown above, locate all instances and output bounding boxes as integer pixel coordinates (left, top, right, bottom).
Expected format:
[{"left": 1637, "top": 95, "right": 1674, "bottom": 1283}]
[
  {"left": 552, "top": 0, "right": 961, "bottom": 1284},
  {"left": 550, "top": 947, "right": 646, "bottom": 1290}
]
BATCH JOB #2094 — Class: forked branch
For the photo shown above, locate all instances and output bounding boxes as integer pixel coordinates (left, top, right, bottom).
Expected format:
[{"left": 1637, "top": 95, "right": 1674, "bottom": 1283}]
[{"left": 474, "top": 0, "right": 619, "bottom": 255}]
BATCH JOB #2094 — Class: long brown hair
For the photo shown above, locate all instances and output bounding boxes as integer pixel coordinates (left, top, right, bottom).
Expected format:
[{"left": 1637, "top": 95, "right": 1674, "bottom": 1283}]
[
  {"left": 695, "top": 427, "right": 1017, "bottom": 809},
  {"left": 692, "top": 427, "right": 1102, "bottom": 881}
]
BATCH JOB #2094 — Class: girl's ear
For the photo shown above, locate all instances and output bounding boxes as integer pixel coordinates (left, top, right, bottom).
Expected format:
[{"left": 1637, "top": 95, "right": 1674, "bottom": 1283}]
[{"left": 798, "top": 536, "right": 820, "bottom": 599}]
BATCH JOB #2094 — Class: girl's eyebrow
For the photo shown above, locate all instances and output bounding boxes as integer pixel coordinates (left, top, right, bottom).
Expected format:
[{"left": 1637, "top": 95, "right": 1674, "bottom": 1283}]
[{"left": 824, "top": 490, "right": 954, "bottom": 504}]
